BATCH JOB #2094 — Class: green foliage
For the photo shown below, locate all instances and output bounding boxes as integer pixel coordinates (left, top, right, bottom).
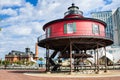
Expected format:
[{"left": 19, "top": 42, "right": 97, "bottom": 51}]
[
  {"left": 13, "top": 60, "right": 36, "bottom": 66},
  {"left": 3, "top": 60, "right": 10, "bottom": 65},
  {"left": 0, "top": 60, "right": 2, "bottom": 66},
  {"left": 0, "top": 28, "right": 1, "bottom": 31},
  {"left": 16, "top": 61, "right": 22, "bottom": 65},
  {"left": 39, "top": 57, "right": 44, "bottom": 61}
]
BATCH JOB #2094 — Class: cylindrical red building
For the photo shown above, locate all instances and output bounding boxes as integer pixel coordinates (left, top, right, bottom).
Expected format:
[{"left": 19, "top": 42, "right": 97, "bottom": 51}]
[{"left": 38, "top": 3, "right": 113, "bottom": 73}]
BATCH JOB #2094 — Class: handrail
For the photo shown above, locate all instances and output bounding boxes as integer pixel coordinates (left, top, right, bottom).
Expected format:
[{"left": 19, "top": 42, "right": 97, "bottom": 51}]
[{"left": 38, "top": 30, "right": 113, "bottom": 42}]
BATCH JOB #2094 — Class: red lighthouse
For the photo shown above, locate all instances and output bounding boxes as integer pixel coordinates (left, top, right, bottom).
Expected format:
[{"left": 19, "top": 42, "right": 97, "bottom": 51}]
[{"left": 38, "top": 3, "right": 113, "bottom": 74}]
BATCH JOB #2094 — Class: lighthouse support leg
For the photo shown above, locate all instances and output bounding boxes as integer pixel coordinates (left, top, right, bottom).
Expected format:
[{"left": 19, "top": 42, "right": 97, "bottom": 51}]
[
  {"left": 70, "top": 41, "right": 73, "bottom": 74},
  {"left": 96, "top": 44, "right": 99, "bottom": 74},
  {"left": 94, "top": 49, "right": 97, "bottom": 72},
  {"left": 104, "top": 46, "right": 107, "bottom": 72},
  {"left": 46, "top": 45, "right": 50, "bottom": 72}
]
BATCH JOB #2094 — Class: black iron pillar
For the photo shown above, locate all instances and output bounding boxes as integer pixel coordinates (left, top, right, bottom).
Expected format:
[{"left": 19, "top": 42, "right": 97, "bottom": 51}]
[
  {"left": 46, "top": 44, "right": 50, "bottom": 72},
  {"left": 96, "top": 43, "right": 99, "bottom": 74},
  {"left": 94, "top": 49, "right": 97, "bottom": 72},
  {"left": 70, "top": 41, "right": 73, "bottom": 74},
  {"left": 104, "top": 46, "right": 107, "bottom": 72}
]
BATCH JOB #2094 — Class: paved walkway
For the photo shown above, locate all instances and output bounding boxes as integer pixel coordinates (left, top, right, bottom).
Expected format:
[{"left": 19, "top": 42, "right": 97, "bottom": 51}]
[{"left": 0, "top": 70, "right": 120, "bottom": 80}]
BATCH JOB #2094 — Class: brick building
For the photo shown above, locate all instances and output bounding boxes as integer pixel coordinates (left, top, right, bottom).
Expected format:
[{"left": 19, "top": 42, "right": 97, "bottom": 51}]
[{"left": 5, "top": 43, "right": 39, "bottom": 63}]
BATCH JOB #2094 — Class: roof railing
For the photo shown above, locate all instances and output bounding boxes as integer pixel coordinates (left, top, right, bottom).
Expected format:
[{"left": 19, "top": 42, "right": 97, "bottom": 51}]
[{"left": 64, "top": 10, "right": 83, "bottom": 16}]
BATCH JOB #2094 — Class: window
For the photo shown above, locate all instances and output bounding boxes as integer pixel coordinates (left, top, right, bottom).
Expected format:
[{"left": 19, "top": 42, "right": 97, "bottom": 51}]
[
  {"left": 46, "top": 27, "right": 51, "bottom": 38},
  {"left": 64, "top": 22, "right": 76, "bottom": 33},
  {"left": 92, "top": 24, "right": 100, "bottom": 34}
]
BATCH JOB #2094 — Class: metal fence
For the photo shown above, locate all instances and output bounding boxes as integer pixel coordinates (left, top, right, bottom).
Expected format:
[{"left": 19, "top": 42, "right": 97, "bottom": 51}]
[{"left": 38, "top": 31, "right": 113, "bottom": 42}]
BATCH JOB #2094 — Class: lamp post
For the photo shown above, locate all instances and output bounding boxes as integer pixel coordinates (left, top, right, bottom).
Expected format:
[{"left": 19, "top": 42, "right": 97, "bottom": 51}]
[{"left": 113, "top": 57, "right": 115, "bottom": 69}]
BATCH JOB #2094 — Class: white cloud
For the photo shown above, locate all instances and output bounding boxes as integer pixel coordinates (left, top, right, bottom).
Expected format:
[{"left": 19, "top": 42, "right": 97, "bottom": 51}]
[
  {"left": 0, "top": 0, "right": 24, "bottom": 7},
  {"left": 0, "top": 8, "right": 17, "bottom": 16},
  {"left": 102, "top": 0, "right": 120, "bottom": 11},
  {"left": 13, "top": 27, "right": 32, "bottom": 36},
  {"left": 26, "top": 22, "right": 43, "bottom": 33},
  {"left": 36, "top": 0, "right": 61, "bottom": 21},
  {"left": 1, "top": 25, "right": 30, "bottom": 36},
  {"left": 76, "top": 0, "right": 105, "bottom": 11},
  {"left": 19, "top": 2, "right": 34, "bottom": 16}
]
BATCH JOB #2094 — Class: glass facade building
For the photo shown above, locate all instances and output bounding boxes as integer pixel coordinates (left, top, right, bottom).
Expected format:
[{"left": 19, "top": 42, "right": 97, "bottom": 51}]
[
  {"left": 112, "top": 7, "right": 120, "bottom": 46},
  {"left": 91, "top": 11, "right": 113, "bottom": 40}
]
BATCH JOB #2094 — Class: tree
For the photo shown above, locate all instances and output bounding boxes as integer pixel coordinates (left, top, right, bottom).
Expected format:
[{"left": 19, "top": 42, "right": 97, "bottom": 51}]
[
  {"left": 39, "top": 57, "right": 44, "bottom": 61},
  {"left": 3, "top": 60, "right": 10, "bottom": 69},
  {"left": 3, "top": 60, "right": 10, "bottom": 65},
  {"left": 0, "top": 59, "right": 2, "bottom": 66}
]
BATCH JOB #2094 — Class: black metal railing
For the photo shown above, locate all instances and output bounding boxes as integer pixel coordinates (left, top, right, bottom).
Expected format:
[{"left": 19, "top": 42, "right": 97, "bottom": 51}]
[{"left": 38, "top": 30, "right": 113, "bottom": 42}]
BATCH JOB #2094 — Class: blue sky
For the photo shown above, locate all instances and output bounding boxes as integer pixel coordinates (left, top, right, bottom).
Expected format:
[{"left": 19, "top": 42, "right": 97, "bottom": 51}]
[
  {"left": 0, "top": 0, "right": 120, "bottom": 59},
  {"left": 26, "top": 0, "right": 38, "bottom": 6}
]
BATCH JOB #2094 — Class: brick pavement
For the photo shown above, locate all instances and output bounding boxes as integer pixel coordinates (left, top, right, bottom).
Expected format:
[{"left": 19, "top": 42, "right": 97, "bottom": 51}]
[{"left": 0, "top": 70, "right": 120, "bottom": 80}]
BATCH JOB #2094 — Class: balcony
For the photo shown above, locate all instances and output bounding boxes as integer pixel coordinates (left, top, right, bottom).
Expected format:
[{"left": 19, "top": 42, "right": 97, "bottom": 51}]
[{"left": 38, "top": 30, "right": 113, "bottom": 42}]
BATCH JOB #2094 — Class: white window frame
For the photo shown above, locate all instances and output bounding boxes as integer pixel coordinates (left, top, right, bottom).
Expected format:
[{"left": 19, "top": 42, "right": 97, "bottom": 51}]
[
  {"left": 92, "top": 24, "right": 100, "bottom": 34},
  {"left": 46, "top": 27, "right": 51, "bottom": 38},
  {"left": 67, "top": 23, "right": 74, "bottom": 33}
]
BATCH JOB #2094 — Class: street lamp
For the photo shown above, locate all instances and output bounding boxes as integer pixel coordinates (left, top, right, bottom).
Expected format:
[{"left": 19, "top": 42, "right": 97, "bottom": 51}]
[{"left": 113, "top": 57, "right": 115, "bottom": 69}]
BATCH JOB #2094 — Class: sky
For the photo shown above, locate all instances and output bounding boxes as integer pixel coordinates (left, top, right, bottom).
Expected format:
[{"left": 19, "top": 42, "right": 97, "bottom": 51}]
[{"left": 0, "top": 0, "right": 120, "bottom": 59}]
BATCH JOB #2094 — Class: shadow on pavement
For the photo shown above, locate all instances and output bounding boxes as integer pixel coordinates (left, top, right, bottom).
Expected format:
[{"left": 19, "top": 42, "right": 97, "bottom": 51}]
[{"left": 7, "top": 69, "right": 46, "bottom": 74}]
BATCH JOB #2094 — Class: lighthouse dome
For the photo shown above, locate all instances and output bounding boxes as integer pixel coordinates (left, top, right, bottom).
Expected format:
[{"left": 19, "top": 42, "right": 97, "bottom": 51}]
[{"left": 64, "top": 3, "right": 83, "bottom": 18}]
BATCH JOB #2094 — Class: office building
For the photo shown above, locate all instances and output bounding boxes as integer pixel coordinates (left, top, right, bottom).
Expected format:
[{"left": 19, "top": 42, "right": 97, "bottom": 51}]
[
  {"left": 112, "top": 7, "right": 120, "bottom": 46},
  {"left": 91, "top": 11, "right": 113, "bottom": 40}
]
